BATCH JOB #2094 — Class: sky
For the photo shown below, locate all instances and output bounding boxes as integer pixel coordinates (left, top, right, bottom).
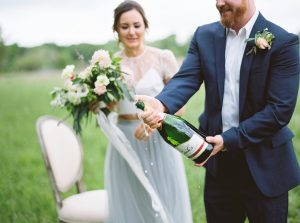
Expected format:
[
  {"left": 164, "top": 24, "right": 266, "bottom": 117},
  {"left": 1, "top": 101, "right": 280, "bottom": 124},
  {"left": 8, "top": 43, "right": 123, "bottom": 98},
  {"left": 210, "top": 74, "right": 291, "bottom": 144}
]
[{"left": 0, "top": 0, "right": 300, "bottom": 47}]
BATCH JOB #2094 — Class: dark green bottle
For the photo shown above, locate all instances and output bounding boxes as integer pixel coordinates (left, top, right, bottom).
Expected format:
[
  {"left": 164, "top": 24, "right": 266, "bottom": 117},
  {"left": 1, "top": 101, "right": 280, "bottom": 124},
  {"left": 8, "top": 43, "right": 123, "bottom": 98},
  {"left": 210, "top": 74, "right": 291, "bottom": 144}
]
[{"left": 136, "top": 101, "right": 214, "bottom": 165}]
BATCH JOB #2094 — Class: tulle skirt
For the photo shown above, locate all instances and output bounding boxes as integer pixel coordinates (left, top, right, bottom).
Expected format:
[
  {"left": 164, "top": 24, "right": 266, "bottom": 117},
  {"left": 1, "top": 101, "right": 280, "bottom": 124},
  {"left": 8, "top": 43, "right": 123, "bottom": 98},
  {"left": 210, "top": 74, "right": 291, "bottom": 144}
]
[{"left": 104, "top": 119, "right": 193, "bottom": 223}]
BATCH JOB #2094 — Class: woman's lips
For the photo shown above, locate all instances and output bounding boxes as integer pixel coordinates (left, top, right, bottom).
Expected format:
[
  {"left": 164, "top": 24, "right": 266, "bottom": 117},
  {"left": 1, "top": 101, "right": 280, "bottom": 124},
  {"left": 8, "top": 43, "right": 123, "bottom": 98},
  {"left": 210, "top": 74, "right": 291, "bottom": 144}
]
[{"left": 127, "top": 38, "right": 138, "bottom": 42}]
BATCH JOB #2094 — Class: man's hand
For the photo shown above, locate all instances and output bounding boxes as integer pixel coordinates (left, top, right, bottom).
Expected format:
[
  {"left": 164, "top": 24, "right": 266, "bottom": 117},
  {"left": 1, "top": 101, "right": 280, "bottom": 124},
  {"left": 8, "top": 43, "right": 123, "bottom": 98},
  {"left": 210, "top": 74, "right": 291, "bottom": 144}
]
[
  {"left": 194, "top": 135, "right": 225, "bottom": 167},
  {"left": 134, "top": 95, "right": 166, "bottom": 129},
  {"left": 134, "top": 95, "right": 166, "bottom": 112},
  {"left": 206, "top": 135, "right": 225, "bottom": 156}
]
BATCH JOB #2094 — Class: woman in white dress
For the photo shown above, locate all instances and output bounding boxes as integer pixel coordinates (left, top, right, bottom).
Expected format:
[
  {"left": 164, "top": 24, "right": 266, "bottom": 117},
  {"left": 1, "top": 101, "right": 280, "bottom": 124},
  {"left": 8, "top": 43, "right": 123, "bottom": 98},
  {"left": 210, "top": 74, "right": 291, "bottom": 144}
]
[{"left": 104, "top": 1, "right": 193, "bottom": 222}]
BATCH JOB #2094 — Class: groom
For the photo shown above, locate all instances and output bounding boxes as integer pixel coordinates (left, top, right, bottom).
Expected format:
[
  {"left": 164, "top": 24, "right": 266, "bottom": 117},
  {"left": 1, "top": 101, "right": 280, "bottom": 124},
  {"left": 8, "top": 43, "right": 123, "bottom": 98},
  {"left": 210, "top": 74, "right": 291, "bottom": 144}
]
[{"left": 136, "top": 0, "right": 300, "bottom": 222}]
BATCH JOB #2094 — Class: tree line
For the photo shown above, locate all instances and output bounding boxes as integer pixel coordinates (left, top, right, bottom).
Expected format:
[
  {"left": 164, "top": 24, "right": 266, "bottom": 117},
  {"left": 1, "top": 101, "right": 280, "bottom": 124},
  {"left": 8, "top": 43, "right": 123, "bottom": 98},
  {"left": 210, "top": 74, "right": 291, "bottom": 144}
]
[
  {"left": 0, "top": 31, "right": 189, "bottom": 73},
  {"left": 0, "top": 27, "right": 299, "bottom": 74}
]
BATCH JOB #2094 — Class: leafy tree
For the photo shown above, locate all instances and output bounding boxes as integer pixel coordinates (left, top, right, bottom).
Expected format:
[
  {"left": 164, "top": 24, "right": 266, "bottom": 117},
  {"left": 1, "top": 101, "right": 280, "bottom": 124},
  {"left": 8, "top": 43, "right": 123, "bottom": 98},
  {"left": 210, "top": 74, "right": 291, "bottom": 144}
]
[
  {"left": 0, "top": 35, "right": 193, "bottom": 73},
  {"left": 150, "top": 34, "right": 189, "bottom": 58},
  {"left": 0, "top": 26, "right": 5, "bottom": 70}
]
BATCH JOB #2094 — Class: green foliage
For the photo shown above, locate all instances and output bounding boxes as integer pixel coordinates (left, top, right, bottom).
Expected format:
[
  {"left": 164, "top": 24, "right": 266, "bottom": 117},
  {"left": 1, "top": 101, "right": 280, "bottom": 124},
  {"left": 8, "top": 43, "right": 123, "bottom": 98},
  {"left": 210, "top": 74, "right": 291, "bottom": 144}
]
[
  {"left": 0, "top": 27, "right": 5, "bottom": 68},
  {"left": 0, "top": 31, "right": 299, "bottom": 73},
  {"left": 149, "top": 34, "right": 190, "bottom": 58},
  {"left": 1, "top": 44, "right": 26, "bottom": 72},
  {"left": 0, "top": 73, "right": 106, "bottom": 222},
  {"left": 0, "top": 39, "right": 122, "bottom": 72},
  {"left": 0, "top": 36, "right": 189, "bottom": 73}
]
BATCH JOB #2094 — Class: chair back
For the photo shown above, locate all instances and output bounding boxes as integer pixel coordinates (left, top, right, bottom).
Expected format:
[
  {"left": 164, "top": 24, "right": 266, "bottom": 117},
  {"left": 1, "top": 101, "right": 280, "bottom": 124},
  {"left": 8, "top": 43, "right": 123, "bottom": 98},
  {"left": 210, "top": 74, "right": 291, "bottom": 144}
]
[{"left": 36, "top": 116, "right": 83, "bottom": 193}]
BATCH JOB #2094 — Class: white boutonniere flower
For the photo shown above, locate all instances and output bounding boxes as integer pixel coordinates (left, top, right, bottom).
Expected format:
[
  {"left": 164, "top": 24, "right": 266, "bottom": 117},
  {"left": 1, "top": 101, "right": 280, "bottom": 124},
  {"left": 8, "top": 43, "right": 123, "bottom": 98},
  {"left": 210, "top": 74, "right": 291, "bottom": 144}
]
[{"left": 245, "top": 28, "right": 275, "bottom": 55}]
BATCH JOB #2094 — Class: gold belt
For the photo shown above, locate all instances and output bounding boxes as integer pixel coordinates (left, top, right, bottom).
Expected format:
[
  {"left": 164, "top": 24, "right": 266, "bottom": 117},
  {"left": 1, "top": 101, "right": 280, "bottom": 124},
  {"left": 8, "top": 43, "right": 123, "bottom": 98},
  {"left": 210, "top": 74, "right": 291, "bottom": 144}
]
[{"left": 118, "top": 114, "right": 139, "bottom": 120}]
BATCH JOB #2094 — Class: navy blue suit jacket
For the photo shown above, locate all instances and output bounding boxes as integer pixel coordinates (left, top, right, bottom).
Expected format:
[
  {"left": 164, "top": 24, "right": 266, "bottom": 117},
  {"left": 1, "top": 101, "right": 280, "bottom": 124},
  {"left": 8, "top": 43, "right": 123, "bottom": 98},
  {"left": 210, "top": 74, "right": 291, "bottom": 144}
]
[{"left": 156, "top": 13, "right": 300, "bottom": 197}]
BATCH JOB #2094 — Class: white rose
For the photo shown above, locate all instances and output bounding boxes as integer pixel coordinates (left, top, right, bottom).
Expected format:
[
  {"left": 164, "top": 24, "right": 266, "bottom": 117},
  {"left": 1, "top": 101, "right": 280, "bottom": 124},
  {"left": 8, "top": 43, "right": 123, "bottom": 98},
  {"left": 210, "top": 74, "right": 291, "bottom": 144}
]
[
  {"left": 95, "top": 75, "right": 110, "bottom": 86},
  {"left": 62, "top": 65, "right": 75, "bottom": 80},
  {"left": 67, "top": 91, "right": 81, "bottom": 105},
  {"left": 64, "top": 79, "right": 73, "bottom": 90},
  {"left": 91, "top": 50, "right": 112, "bottom": 68},
  {"left": 94, "top": 75, "right": 109, "bottom": 96},
  {"left": 51, "top": 93, "right": 67, "bottom": 107},
  {"left": 79, "top": 66, "right": 92, "bottom": 80},
  {"left": 94, "top": 84, "right": 107, "bottom": 95},
  {"left": 69, "top": 84, "right": 89, "bottom": 98},
  {"left": 76, "top": 84, "right": 89, "bottom": 97}
]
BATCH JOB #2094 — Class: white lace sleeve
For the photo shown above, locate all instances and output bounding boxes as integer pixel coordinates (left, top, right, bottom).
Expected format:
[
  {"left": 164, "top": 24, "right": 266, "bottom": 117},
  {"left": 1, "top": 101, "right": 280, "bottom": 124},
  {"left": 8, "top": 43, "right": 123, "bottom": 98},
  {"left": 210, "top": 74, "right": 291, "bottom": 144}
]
[{"left": 160, "top": 50, "right": 178, "bottom": 81}]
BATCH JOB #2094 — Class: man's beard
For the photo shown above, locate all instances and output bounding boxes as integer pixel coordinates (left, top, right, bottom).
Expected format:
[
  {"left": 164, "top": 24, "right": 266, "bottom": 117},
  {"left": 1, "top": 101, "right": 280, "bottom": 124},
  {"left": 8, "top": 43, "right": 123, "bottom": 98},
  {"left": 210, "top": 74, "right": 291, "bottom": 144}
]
[{"left": 219, "top": 3, "right": 247, "bottom": 29}]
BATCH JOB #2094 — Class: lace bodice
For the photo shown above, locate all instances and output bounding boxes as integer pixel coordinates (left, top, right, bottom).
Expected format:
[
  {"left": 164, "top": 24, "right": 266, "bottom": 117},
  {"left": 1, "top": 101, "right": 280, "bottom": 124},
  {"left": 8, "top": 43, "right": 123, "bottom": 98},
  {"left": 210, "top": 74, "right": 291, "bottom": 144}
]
[{"left": 116, "top": 46, "right": 178, "bottom": 114}]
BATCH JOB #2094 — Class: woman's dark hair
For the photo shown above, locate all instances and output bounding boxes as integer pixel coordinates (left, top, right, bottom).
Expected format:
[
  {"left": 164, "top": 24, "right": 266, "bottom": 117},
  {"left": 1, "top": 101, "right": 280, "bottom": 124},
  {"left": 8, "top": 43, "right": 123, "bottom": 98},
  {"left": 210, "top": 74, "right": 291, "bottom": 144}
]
[{"left": 113, "top": 0, "right": 149, "bottom": 32}]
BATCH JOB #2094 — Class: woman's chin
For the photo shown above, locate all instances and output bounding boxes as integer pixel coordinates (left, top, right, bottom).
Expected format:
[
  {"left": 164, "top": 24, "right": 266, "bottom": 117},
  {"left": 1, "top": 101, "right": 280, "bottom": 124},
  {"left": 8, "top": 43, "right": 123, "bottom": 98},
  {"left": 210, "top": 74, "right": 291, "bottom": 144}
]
[{"left": 125, "top": 42, "right": 140, "bottom": 49}]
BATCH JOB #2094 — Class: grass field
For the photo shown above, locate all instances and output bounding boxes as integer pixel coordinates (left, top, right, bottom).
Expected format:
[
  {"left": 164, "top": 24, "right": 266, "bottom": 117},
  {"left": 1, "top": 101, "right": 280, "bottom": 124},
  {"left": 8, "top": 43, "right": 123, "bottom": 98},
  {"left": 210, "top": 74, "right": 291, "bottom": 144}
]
[{"left": 0, "top": 72, "right": 299, "bottom": 223}]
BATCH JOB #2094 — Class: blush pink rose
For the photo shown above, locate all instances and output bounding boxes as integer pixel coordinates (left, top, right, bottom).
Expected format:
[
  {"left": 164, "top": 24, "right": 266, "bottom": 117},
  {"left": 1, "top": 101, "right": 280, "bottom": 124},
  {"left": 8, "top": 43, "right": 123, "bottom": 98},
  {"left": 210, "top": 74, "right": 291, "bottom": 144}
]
[
  {"left": 91, "top": 50, "right": 112, "bottom": 68},
  {"left": 94, "top": 84, "right": 107, "bottom": 95},
  {"left": 255, "top": 37, "right": 270, "bottom": 49}
]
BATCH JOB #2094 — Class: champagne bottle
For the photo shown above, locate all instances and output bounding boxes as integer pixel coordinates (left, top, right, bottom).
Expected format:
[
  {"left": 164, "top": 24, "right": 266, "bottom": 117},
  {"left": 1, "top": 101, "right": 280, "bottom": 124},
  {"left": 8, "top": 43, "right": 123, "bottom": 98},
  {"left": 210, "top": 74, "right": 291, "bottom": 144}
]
[{"left": 136, "top": 101, "right": 214, "bottom": 165}]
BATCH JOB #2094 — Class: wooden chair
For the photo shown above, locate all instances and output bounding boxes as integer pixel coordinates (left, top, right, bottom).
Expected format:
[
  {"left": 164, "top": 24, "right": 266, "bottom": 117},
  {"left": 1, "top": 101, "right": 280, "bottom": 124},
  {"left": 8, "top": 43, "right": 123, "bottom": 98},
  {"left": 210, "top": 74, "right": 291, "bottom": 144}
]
[{"left": 36, "top": 115, "right": 109, "bottom": 223}]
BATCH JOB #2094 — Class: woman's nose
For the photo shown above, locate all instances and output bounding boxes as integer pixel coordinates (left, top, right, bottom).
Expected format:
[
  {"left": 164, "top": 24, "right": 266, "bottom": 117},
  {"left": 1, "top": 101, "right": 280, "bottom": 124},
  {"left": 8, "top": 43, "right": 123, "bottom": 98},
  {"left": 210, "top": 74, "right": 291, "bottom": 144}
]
[{"left": 128, "top": 27, "right": 135, "bottom": 35}]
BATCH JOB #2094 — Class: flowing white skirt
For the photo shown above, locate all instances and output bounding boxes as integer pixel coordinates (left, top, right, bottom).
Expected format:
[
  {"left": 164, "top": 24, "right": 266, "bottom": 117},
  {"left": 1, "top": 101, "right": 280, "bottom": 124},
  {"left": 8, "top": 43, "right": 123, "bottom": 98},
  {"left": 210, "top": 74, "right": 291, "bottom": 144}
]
[{"left": 104, "top": 119, "right": 193, "bottom": 223}]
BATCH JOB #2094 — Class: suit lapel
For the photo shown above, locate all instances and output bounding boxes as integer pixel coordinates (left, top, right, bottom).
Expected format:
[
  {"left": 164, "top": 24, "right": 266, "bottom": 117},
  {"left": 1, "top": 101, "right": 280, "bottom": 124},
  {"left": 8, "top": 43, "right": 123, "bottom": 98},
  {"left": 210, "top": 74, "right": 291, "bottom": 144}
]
[
  {"left": 214, "top": 24, "right": 227, "bottom": 104},
  {"left": 239, "top": 13, "right": 268, "bottom": 118}
]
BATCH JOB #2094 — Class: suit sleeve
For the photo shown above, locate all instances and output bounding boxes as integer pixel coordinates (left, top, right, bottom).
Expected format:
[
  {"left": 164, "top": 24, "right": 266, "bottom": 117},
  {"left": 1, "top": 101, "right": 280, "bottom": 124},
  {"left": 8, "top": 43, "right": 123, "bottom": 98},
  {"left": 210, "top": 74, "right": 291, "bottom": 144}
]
[
  {"left": 222, "top": 34, "right": 300, "bottom": 151},
  {"left": 156, "top": 28, "right": 204, "bottom": 114}
]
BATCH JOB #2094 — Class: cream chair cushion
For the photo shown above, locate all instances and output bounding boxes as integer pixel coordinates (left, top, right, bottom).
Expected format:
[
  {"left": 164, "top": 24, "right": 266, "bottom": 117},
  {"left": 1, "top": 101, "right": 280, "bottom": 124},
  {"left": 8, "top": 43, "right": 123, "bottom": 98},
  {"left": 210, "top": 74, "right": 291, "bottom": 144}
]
[{"left": 59, "top": 190, "right": 109, "bottom": 223}]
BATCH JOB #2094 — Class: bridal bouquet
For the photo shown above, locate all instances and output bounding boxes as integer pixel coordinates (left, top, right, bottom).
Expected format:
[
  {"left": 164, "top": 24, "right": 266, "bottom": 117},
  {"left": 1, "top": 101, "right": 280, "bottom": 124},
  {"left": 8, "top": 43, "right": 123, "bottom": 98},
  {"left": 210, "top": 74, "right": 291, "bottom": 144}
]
[{"left": 50, "top": 49, "right": 132, "bottom": 134}]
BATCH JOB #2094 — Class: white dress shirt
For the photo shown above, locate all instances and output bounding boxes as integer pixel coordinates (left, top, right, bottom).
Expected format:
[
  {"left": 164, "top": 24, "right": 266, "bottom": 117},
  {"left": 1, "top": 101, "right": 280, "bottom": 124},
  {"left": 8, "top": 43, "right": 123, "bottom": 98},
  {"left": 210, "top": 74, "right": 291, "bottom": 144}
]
[{"left": 222, "top": 10, "right": 259, "bottom": 132}]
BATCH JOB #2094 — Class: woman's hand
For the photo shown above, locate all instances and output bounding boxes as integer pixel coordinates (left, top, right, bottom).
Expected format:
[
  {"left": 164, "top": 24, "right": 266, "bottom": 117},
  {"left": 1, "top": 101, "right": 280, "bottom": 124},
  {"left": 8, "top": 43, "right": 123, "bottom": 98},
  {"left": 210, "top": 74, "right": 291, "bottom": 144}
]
[
  {"left": 88, "top": 101, "right": 117, "bottom": 114},
  {"left": 88, "top": 101, "right": 100, "bottom": 114},
  {"left": 134, "top": 123, "right": 153, "bottom": 141}
]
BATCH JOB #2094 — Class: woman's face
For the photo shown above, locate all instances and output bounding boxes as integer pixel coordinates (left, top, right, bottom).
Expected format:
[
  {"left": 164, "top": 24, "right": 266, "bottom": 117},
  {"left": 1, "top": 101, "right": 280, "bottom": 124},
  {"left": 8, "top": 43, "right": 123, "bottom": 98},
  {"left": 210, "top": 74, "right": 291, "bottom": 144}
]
[{"left": 117, "top": 9, "right": 146, "bottom": 50}]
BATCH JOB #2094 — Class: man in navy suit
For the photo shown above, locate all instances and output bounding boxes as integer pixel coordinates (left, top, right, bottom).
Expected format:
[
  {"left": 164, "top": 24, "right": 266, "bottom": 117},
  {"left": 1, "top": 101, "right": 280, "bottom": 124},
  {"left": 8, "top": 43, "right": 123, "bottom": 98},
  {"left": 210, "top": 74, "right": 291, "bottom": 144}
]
[{"left": 136, "top": 0, "right": 300, "bottom": 222}]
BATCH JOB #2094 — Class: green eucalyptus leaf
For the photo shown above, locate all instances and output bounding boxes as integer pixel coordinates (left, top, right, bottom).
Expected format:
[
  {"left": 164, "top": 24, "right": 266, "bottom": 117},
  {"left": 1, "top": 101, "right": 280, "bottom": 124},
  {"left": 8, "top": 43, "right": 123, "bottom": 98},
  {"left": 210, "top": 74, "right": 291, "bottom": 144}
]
[{"left": 116, "top": 79, "right": 134, "bottom": 101}]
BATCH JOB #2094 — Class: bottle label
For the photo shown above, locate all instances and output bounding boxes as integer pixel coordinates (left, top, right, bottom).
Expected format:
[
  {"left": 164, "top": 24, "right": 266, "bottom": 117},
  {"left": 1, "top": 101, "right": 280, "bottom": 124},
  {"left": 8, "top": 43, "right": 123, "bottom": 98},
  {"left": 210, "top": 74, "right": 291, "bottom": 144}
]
[{"left": 175, "top": 133, "right": 208, "bottom": 159}]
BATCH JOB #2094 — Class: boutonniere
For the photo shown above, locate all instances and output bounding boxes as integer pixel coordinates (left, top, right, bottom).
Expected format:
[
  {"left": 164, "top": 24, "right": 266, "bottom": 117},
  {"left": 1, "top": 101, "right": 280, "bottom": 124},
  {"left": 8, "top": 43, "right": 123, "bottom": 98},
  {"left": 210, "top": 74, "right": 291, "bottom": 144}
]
[{"left": 245, "top": 28, "right": 275, "bottom": 55}]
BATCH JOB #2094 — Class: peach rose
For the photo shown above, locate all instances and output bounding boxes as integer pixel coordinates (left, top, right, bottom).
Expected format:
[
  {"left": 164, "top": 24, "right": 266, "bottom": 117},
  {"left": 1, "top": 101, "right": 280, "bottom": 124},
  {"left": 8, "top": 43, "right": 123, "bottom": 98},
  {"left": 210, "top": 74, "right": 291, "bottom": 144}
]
[
  {"left": 94, "top": 84, "right": 107, "bottom": 95},
  {"left": 91, "top": 49, "right": 112, "bottom": 68},
  {"left": 255, "top": 37, "right": 270, "bottom": 50}
]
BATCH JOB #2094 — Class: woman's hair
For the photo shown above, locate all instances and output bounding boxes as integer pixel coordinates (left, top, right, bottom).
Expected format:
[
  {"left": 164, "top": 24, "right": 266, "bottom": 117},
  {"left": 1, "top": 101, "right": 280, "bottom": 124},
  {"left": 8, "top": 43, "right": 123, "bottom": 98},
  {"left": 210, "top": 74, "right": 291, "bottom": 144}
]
[{"left": 113, "top": 0, "right": 149, "bottom": 32}]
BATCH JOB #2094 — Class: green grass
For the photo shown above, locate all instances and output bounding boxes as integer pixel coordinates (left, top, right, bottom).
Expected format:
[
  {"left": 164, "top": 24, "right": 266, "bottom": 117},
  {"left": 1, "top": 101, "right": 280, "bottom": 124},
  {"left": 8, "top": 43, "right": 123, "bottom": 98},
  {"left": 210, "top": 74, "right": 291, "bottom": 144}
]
[{"left": 0, "top": 72, "right": 299, "bottom": 223}]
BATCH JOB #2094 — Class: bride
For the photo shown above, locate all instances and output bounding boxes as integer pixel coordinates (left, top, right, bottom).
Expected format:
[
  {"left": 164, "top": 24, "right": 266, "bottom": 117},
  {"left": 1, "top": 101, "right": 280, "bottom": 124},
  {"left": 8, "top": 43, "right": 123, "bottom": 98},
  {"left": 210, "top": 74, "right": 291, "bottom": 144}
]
[{"left": 102, "top": 1, "right": 193, "bottom": 222}]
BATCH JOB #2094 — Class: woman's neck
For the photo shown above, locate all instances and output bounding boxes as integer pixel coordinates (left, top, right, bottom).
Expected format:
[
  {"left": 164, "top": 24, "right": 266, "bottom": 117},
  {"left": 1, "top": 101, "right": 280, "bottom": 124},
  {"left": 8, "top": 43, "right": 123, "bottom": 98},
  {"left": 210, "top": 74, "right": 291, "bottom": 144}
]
[{"left": 124, "top": 45, "right": 145, "bottom": 57}]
